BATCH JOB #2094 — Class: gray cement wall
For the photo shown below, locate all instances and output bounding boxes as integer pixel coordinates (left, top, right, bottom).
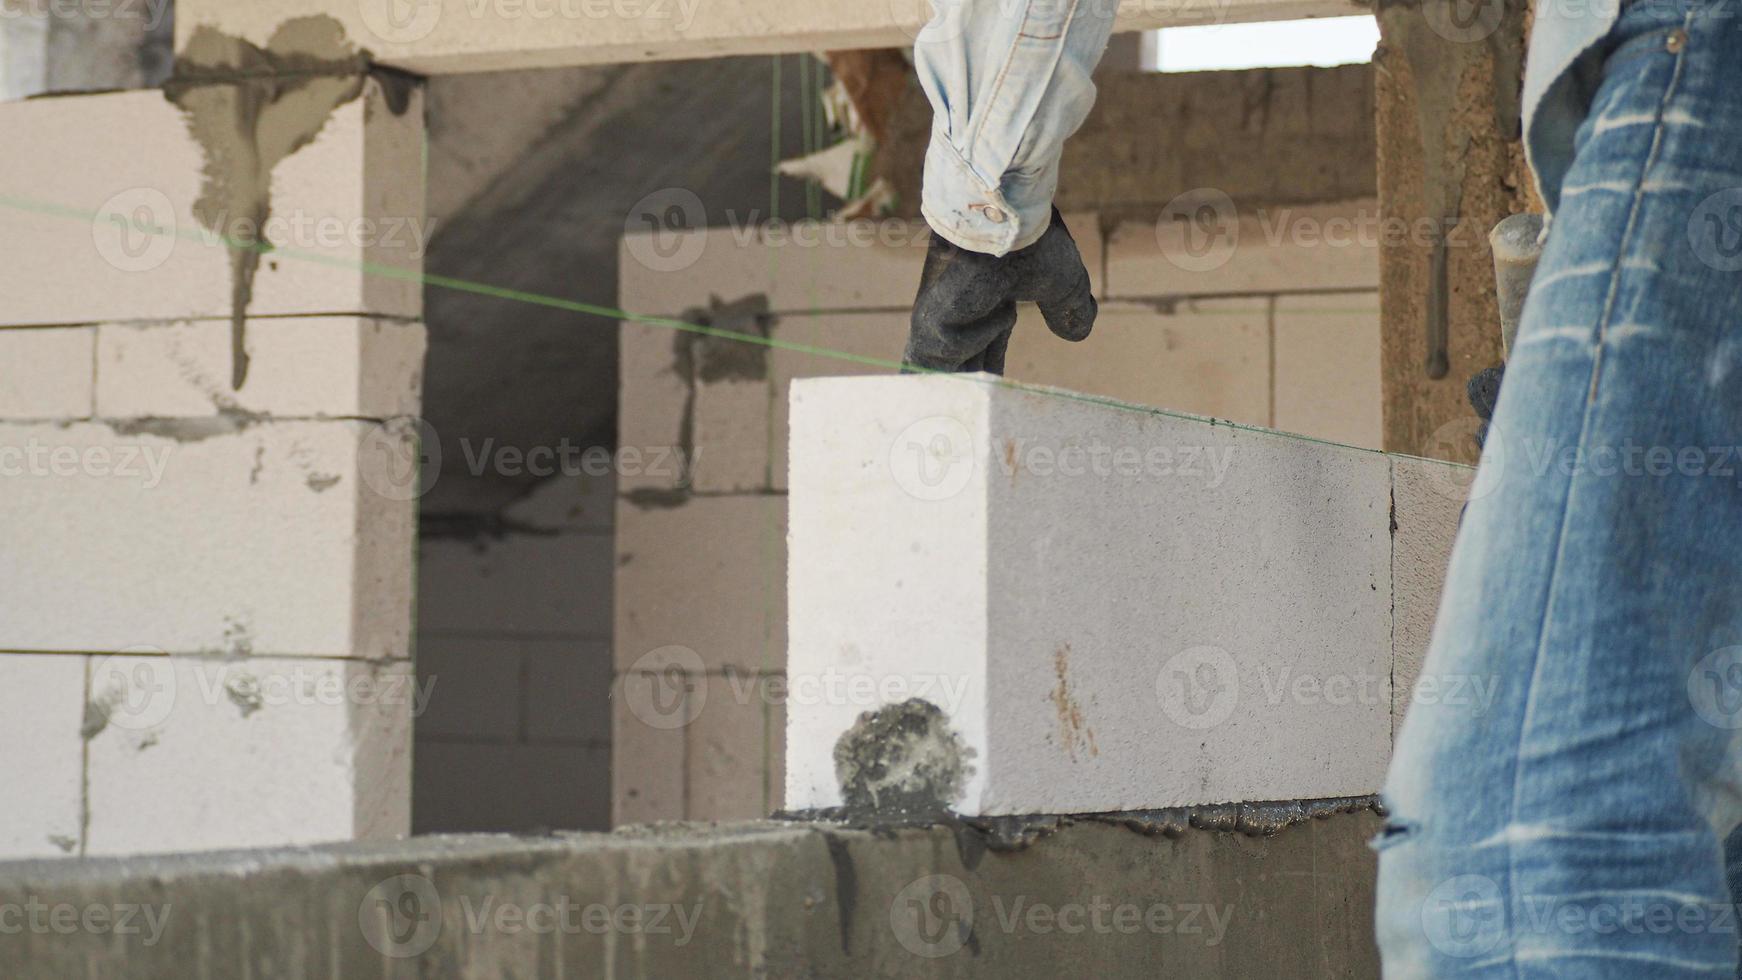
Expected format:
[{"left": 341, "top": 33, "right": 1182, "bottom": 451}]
[{"left": 0, "top": 812, "right": 1381, "bottom": 978}]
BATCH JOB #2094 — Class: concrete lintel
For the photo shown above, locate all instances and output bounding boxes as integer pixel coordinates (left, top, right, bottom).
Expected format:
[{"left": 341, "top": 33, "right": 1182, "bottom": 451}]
[
  {"left": 0, "top": 815, "right": 1381, "bottom": 976},
  {"left": 174, "top": 0, "right": 1363, "bottom": 76}
]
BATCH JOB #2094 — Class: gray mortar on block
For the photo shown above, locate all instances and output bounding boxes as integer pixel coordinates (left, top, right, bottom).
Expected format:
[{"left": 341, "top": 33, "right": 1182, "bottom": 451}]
[
  {"left": 624, "top": 292, "right": 772, "bottom": 509},
  {"left": 163, "top": 18, "right": 415, "bottom": 390},
  {"left": 832, "top": 698, "right": 975, "bottom": 819}
]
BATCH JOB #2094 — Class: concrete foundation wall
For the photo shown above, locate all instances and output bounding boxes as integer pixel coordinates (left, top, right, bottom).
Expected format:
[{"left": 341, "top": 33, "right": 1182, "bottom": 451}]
[{"left": 0, "top": 813, "right": 1383, "bottom": 978}]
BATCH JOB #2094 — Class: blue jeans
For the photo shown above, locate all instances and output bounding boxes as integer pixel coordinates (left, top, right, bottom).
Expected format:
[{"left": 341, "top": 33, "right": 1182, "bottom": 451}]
[{"left": 1377, "top": 0, "right": 1742, "bottom": 976}]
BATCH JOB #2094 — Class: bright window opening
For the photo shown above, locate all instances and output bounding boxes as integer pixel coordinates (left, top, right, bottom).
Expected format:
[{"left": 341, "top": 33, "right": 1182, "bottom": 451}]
[{"left": 1147, "top": 15, "right": 1380, "bottom": 72}]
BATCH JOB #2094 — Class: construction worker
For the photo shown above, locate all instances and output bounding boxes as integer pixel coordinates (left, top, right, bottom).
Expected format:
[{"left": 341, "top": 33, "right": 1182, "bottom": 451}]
[
  {"left": 912, "top": 2, "right": 1742, "bottom": 976},
  {"left": 900, "top": 0, "right": 1113, "bottom": 372},
  {"left": 1376, "top": 1, "right": 1742, "bottom": 975}
]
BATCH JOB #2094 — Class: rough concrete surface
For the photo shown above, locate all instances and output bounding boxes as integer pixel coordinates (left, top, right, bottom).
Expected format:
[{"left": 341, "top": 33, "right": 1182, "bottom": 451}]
[
  {"left": 0, "top": 814, "right": 1381, "bottom": 978},
  {"left": 1375, "top": 0, "right": 1532, "bottom": 460}
]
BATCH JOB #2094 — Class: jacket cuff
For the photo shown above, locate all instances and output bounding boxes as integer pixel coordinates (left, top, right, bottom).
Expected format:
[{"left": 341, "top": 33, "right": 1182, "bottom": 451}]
[{"left": 919, "top": 131, "right": 1054, "bottom": 256}]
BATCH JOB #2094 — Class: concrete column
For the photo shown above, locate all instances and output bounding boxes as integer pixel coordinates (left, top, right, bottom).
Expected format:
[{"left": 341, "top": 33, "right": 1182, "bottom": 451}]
[
  {"left": 0, "top": 74, "right": 426, "bottom": 857},
  {"left": 784, "top": 375, "right": 1464, "bottom": 817},
  {"left": 1374, "top": 0, "right": 1531, "bottom": 459}
]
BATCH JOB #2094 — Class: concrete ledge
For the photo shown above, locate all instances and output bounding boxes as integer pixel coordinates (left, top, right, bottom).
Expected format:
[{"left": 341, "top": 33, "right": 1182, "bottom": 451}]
[
  {"left": 0, "top": 814, "right": 1380, "bottom": 977},
  {"left": 786, "top": 375, "right": 1463, "bottom": 817},
  {"left": 176, "top": 1, "right": 1365, "bottom": 75}
]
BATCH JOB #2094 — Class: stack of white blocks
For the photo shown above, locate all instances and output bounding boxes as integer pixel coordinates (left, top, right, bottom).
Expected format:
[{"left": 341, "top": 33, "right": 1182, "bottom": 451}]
[
  {"left": 0, "top": 81, "right": 425, "bottom": 857},
  {"left": 786, "top": 374, "right": 1465, "bottom": 816}
]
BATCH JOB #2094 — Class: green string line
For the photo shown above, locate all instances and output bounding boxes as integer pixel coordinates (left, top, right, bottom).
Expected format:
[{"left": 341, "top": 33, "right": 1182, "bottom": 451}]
[{"left": 0, "top": 188, "right": 1400, "bottom": 458}]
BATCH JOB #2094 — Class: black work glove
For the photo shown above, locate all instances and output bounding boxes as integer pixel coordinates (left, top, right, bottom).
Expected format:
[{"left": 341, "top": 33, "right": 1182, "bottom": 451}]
[
  {"left": 1467, "top": 364, "right": 1504, "bottom": 449},
  {"left": 902, "top": 207, "right": 1097, "bottom": 374}
]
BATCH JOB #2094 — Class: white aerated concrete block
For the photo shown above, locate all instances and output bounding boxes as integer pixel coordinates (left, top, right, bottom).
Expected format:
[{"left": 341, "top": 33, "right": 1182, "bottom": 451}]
[
  {"left": 83, "top": 655, "right": 412, "bottom": 854},
  {"left": 786, "top": 375, "right": 1394, "bottom": 816},
  {"left": 0, "top": 327, "right": 94, "bottom": 419},
  {"left": 0, "top": 654, "right": 86, "bottom": 858},
  {"left": 0, "top": 419, "right": 414, "bottom": 659},
  {"left": 1105, "top": 198, "right": 1379, "bottom": 299},
  {"left": 95, "top": 317, "right": 426, "bottom": 419},
  {"left": 0, "top": 80, "right": 422, "bottom": 328}
]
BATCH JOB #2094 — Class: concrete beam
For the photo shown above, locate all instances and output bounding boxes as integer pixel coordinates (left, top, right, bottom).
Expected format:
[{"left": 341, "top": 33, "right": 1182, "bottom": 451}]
[
  {"left": 173, "top": 0, "right": 1364, "bottom": 76},
  {"left": 786, "top": 375, "right": 1463, "bottom": 817},
  {"left": 0, "top": 815, "right": 1382, "bottom": 976}
]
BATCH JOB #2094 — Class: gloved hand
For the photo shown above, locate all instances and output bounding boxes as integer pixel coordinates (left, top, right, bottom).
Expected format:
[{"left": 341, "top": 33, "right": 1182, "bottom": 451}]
[{"left": 902, "top": 207, "right": 1097, "bottom": 374}]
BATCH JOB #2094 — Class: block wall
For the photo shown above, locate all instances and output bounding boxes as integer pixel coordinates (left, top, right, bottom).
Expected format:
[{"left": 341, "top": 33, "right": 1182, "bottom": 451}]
[
  {"left": 613, "top": 200, "right": 1384, "bottom": 822},
  {"left": 0, "top": 80, "right": 426, "bottom": 857}
]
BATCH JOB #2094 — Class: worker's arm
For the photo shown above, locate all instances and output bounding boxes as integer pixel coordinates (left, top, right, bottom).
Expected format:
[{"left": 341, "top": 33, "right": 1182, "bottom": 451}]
[{"left": 903, "top": 0, "right": 1116, "bottom": 373}]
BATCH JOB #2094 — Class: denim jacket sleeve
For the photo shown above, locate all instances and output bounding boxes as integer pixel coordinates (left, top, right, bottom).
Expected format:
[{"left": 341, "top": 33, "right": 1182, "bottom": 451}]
[{"left": 912, "top": 0, "right": 1117, "bottom": 256}]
